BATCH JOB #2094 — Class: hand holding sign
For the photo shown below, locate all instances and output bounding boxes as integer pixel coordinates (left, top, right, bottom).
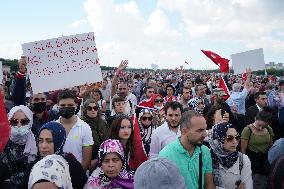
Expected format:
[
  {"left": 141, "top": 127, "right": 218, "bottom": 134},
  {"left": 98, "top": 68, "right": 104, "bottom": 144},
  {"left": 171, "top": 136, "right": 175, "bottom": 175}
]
[
  {"left": 116, "top": 60, "right": 128, "bottom": 72},
  {"left": 116, "top": 60, "right": 128, "bottom": 78}
]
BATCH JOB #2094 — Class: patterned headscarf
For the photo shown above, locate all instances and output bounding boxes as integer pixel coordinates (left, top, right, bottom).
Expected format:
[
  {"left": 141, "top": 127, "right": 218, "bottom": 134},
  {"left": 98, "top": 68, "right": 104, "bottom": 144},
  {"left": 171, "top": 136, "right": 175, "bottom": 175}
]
[
  {"left": 38, "top": 122, "right": 66, "bottom": 155},
  {"left": 208, "top": 122, "right": 238, "bottom": 187},
  {"left": 138, "top": 109, "right": 156, "bottom": 156},
  {"left": 28, "top": 154, "right": 73, "bottom": 189},
  {"left": 85, "top": 139, "right": 134, "bottom": 189},
  {"left": 188, "top": 97, "right": 204, "bottom": 114}
]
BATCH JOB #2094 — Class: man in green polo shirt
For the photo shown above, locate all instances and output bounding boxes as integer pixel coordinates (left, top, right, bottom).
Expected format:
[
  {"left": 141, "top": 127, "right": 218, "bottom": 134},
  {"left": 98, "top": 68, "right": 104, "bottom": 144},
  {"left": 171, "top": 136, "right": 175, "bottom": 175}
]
[{"left": 159, "top": 110, "right": 215, "bottom": 189}]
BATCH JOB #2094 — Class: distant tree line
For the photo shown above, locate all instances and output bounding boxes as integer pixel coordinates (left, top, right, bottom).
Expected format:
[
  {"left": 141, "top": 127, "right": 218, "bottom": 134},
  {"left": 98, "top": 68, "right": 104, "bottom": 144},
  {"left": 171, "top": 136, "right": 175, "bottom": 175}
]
[{"left": 1, "top": 58, "right": 283, "bottom": 76}]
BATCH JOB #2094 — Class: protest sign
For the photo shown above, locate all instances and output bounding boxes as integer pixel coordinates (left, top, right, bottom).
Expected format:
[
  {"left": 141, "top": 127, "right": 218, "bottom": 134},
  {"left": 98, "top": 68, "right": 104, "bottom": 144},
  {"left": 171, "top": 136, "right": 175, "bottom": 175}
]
[
  {"left": 22, "top": 32, "right": 102, "bottom": 93},
  {"left": 231, "top": 48, "right": 265, "bottom": 74},
  {"left": 151, "top": 63, "right": 158, "bottom": 71}
]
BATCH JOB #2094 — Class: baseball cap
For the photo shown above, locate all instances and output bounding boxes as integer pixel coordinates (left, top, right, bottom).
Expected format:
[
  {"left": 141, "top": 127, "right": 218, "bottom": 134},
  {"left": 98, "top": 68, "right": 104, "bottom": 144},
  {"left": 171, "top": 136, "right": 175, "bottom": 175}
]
[{"left": 134, "top": 158, "right": 186, "bottom": 189}]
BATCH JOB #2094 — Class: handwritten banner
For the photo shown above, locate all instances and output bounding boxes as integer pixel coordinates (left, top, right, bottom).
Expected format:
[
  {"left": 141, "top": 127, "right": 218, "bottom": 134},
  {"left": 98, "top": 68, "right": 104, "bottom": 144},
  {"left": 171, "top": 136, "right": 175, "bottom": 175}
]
[{"left": 22, "top": 32, "right": 103, "bottom": 93}]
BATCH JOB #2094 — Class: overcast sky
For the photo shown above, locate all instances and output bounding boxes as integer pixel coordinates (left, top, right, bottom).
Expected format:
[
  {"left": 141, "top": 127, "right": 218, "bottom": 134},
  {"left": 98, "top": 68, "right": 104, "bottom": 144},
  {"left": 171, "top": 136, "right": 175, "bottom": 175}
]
[{"left": 0, "top": 0, "right": 284, "bottom": 69}]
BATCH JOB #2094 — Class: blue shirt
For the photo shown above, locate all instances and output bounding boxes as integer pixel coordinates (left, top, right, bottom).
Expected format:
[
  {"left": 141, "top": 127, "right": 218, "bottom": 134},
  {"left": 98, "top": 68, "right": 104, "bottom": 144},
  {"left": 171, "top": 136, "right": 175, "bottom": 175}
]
[{"left": 226, "top": 88, "right": 248, "bottom": 115}]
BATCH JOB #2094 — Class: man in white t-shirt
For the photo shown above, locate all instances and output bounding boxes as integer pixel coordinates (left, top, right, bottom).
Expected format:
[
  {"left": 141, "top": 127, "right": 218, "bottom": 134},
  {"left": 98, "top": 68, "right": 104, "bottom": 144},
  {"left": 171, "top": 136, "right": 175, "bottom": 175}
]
[{"left": 57, "top": 89, "right": 94, "bottom": 171}]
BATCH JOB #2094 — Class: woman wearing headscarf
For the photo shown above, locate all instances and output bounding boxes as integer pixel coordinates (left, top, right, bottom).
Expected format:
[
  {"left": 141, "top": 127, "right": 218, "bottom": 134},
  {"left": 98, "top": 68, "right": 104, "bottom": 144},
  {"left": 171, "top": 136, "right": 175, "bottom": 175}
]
[
  {"left": 24, "top": 121, "right": 87, "bottom": 189},
  {"left": 0, "top": 105, "right": 37, "bottom": 189},
  {"left": 188, "top": 97, "right": 205, "bottom": 115},
  {"left": 209, "top": 122, "right": 253, "bottom": 189},
  {"left": 138, "top": 109, "right": 157, "bottom": 157},
  {"left": 136, "top": 94, "right": 165, "bottom": 127},
  {"left": 28, "top": 154, "right": 73, "bottom": 189},
  {"left": 84, "top": 139, "right": 134, "bottom": 189},
  {"left": 81, "top": 99, "right": 110, "bottom": 171}
]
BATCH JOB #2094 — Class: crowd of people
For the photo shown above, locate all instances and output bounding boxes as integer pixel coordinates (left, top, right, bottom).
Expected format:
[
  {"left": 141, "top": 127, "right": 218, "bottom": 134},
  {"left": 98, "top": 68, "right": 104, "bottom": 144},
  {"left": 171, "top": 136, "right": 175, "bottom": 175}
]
[{"left": 0, "top": 57, "right": 284, "bottom": 189}]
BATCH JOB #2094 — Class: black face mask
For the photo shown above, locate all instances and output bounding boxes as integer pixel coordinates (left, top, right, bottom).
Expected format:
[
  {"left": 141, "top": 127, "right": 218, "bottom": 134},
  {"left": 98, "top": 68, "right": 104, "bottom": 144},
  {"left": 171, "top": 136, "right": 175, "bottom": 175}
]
[
  {"left": 59, "top": 107, "right": 76, "bottom": 119},
  {"left": 32, "top": 102, "right": 47, "bottom": 113}
]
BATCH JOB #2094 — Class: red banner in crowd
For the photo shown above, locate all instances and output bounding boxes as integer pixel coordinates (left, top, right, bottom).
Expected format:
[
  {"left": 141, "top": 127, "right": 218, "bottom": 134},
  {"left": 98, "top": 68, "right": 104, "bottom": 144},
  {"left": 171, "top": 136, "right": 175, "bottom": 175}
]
[
  {"left": 219, "top": 76, "right": 230, "bottom": 99},
  {"left": 0, "top": 96, "right": 10, "bottom": 153}
]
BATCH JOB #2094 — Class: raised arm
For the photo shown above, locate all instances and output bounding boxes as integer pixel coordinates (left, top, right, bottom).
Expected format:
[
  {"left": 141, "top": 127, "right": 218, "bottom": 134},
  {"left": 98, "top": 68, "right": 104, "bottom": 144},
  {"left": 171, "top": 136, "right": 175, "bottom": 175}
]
[
  {"left": 111, "top": 60, "right": 128, "bottom": 98},
  {"left": 243, "top": 68, "right": 251, "bottom": 90},
  {"left": 12, "top": 56, "right": 27, "bottom": 106}
]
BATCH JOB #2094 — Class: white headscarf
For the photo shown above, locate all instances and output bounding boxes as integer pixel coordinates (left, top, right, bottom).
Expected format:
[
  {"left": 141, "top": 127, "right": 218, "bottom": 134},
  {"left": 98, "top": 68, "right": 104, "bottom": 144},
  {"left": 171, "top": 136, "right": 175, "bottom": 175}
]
[
  {"left": 8, "top": 105, "right": 33, "bottom": 125},
  {"left": 8, "top": 105, "right": 37, "bottom": 162},
  {"left": 28, "top": 154, "right": 73, "bottom": 189}
]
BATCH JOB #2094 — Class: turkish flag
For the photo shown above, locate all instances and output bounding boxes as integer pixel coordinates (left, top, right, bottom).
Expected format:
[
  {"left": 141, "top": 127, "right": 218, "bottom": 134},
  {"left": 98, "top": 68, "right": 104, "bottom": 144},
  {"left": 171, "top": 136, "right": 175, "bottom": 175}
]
[
  {"left": 201, "top": 50, "right": 222, "bottom": 65},
  {"left": 219, "top": 58, "right": 230, "bottom": 73},
  {"left": 129, "top": 116, "right": 148, "bottom": 170},
  {"left": 219, "top": 76, "right": 230, "bottom": 99},
  {"left": 0, "top": 97, "right": 10, "bottom": 153},
  {"left": 136, "top": 94, "right": 162, "bottom": 109}
]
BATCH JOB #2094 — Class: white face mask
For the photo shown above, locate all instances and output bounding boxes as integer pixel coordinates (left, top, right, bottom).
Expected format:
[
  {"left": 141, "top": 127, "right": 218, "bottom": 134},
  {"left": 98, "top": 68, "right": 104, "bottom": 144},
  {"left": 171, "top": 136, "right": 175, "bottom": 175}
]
[{"left": 11, "top": 125, "right": 30, "bottom": 137}]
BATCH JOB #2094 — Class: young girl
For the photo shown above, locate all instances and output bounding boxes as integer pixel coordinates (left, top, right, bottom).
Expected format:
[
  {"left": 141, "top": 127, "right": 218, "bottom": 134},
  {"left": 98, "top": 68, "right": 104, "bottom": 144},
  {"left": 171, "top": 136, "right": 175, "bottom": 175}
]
[
  {"left": 110, "top": 115, "right": 134, "bottom": 170},
  {"left": 109, "top": 115, "right": 148, "bottom": 170}
]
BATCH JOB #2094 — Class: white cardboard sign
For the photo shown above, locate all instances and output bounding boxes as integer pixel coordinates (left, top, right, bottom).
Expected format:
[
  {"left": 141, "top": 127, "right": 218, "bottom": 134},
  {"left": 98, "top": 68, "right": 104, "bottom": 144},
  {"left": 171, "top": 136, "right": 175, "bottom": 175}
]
[
  {"left": 22, "top": 32, "right": 103, "bottom": 93},
  {"left": 231, "top": 48, "right": 265, "bottom": 74}
]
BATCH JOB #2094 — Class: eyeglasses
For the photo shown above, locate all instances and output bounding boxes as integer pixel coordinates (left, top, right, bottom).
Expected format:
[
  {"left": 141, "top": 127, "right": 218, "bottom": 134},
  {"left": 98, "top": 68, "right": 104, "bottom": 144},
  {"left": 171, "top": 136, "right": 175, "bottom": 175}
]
[
  {"left": 87, "top": 106, "right": 99, "bottom": 111},
  {"left": 141, "top": 117, "right": 153, "bottom": 121},
  {"left": 10, "top": 119, "right": 30, "bottom": 126},
  {"left": 154, "top": 99, "right": 164, "bottom": 103},
  {"left": 225, "top": 135, "right": 241, "bottom": 142}
]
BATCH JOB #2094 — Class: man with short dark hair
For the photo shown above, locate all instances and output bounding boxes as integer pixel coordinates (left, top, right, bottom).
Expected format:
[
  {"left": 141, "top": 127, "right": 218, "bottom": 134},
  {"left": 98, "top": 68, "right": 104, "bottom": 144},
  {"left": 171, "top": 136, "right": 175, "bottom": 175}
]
[
  {"left": 245, "top": 91, "right": 268, "bottom": 125},
  {"left": 149, "top": 101, "right": 183, "bottom": 158},
  {"left": 179, "top": 86, "right": 192, "bottom": 109},
  {"left": 159, "top": 110, "right": 214, "bottom": 189},
  {"left": 110, "top": 61, "right": 136, "bottom": 116},
  {"left": 195, "top": 84, "right": 210, "bottom": 107},
  {"left": 11, "top": 57, "right": 59, "bottom": 137},
  {"left": 57, "top": 89, "right": 93, "bottom": 171}
]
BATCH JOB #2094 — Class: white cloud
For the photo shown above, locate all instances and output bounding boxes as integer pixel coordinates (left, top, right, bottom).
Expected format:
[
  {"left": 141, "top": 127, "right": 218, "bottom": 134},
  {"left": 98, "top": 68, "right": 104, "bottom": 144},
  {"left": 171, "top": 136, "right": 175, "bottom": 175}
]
[
  {"left": 70, "top": 18, "right": 89, "bottom": 28},
  {"left": 83, "top": 0, "right": 186, "bottom": 69},
  {"left": 81, "top": 0, "right": 284, "bottom": 69}
]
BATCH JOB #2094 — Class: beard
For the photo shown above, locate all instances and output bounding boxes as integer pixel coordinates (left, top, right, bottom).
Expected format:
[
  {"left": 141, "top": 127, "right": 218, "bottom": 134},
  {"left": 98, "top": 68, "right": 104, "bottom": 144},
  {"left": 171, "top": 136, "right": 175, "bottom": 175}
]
[
  {"left": 167, "top": 120, "right": 180, "bottom": 128},
  {"left": 187, "top": 136, "right": 203, "bottom": 147}
]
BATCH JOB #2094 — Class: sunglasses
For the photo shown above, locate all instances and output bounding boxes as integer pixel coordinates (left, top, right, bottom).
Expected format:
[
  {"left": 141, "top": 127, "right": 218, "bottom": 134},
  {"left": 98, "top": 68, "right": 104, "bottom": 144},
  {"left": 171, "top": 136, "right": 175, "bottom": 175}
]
[
  {"left": 10, "top": 119, "right": 30, "bottom": 126},
  {"left": 87, "top": 106, "right": 99, "bottom": 111},
  {"left": 225, "top": 135, "right": 241, "bottom": 142},
  {"left": 141, "top": 117, "right": 153, "bottom": 121},
  {"left": 118, "top": 88, "right": 127, "bottom": 90},
  {"left": 154, "top": 99, "right": 164, "bottom": 103}
]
